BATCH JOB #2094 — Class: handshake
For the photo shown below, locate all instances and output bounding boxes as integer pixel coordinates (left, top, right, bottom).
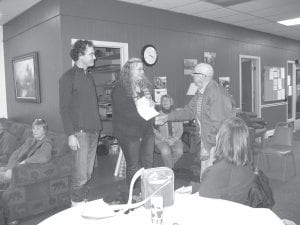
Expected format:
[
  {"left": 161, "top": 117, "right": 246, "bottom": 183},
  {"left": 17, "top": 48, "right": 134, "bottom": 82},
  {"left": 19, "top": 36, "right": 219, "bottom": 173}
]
[{"left": 155, "top": 114, "right": 168, "bottom": 125}]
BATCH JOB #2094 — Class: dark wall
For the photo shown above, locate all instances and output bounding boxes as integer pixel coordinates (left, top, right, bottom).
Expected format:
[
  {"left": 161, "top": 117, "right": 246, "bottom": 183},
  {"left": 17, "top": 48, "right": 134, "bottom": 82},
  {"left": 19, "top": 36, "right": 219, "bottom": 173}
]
[
  {"left": 4, "top": 0, "right": 300, "bottom": 132},
  {"left": 3, "top": 0, "right": 63, "bottom": 132}
]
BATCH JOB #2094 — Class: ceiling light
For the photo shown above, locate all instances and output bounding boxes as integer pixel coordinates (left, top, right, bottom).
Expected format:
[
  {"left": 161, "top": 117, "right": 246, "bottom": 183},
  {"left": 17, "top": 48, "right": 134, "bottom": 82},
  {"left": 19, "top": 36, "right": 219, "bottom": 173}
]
[{"left": 278, "top": 17, "right": 300, "bottom": 26}]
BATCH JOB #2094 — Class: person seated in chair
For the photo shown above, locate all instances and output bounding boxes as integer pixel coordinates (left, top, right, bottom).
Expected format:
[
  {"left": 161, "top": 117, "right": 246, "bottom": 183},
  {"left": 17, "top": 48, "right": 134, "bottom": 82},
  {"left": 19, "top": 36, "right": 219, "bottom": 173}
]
[
  {"left": 197, "top": 117, "right": 274, "bottom": 208},
  {"left": 0, "top": 118, "right": 53, "bottom": 186},
  {"left": 154, "top": 94, "right": 183, "bottom": 169}
]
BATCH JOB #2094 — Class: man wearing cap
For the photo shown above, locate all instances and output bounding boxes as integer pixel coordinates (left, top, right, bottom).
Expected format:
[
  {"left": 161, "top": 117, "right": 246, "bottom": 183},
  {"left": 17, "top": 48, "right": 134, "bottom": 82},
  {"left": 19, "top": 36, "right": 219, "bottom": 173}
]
[{"left": 157, "top": 63, "right": 235, "bottom": 179}]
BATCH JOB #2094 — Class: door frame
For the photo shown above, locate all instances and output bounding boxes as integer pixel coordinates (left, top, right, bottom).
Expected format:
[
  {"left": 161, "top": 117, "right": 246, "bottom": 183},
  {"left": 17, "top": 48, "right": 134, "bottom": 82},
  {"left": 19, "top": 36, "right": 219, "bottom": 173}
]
[
  {"left": 239, "top": 55, "right": 261, "bottom": 117},
  {"left": 287, "top": 60, "right": 296, "bottom": 124},
  {"left": 71, "top": 39, "right": 129, "bottom": 68}
]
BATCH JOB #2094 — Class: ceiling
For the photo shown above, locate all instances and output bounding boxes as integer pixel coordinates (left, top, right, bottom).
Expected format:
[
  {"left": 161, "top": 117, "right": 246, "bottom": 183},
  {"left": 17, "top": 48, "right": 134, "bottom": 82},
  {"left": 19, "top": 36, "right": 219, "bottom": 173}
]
[
  {"left": 1, "top": 0, "right": 300, "bottom": 41},
  {"left": 116, "top": 0, "right": 300, "bottom": 41}
]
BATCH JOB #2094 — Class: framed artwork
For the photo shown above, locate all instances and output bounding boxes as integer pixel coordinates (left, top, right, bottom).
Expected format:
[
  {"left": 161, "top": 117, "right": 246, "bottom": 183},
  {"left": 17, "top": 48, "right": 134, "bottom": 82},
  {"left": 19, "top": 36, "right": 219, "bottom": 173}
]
[
  {"left": 12, "top": 52, "right": 41, "bottom": 103},
  {"left": 204, "top": 52, "right": 216, "bottom": 67}
]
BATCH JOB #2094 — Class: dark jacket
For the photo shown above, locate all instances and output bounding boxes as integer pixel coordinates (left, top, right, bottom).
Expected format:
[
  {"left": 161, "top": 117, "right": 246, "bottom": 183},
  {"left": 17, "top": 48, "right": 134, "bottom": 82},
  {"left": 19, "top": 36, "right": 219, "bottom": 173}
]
[
  {"left": 198, "top": 160, "right": 274, "bottom": 208},
  {"left": 112, "top": 81, "right": 154, "bottom": 138},
  {"left": 168, "top": 80, "right": 235, "bottom": 150},
  {"left": 6, "top": 136, "right": 53, "bottom": 169},
  {"left": 59, "top": 65, "right": 102, "bottom": 136}
]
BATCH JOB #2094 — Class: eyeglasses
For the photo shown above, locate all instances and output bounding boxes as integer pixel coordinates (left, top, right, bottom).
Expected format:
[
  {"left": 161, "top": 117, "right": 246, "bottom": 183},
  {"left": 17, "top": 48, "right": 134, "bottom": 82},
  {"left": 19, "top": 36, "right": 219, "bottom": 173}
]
[{"left": 191, "top": 72, "right": 207, "bottom": 77}]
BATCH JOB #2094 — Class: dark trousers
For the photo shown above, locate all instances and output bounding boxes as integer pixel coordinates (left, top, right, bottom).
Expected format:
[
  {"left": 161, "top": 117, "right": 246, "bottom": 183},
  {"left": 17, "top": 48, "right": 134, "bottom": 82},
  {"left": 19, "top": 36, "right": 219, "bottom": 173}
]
[{"left": 117, "top": 131, "right": 154, "bottom": 188}]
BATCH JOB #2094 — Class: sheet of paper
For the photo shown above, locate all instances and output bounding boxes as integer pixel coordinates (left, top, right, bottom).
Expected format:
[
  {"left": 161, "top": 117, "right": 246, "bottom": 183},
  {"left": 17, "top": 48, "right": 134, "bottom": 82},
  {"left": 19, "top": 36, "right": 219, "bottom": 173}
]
[
  {"left": 288, "top": 86, "right": 293, "bottom": 96},
  {"left": 136, "top": 97, "right": 159, "bottom": 121},
  {"left": 273, "top": 79, "right": 278, "bottom": 90},
  {"left": 280, "top": 67, "right": 285, "bottom": 78},
  {"left": 277, "top": 78, "right": 282, "bottom": 90},
  {"left": 287, "top": 75, "right": 291, "bottom": 86},
  {"left": 186, "top": 83, "right": 198, "bottom": 95}
]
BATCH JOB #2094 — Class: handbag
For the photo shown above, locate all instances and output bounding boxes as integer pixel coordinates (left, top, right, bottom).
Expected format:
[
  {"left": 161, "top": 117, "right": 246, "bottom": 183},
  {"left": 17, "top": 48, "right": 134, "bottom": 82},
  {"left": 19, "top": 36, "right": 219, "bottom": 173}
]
[{"left": 248, "top": 169, "right": 275, "bottom": 209}]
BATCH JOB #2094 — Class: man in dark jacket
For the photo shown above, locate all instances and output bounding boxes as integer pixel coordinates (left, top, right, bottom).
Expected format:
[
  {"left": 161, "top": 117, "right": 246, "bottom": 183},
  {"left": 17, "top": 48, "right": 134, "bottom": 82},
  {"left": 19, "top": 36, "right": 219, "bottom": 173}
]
[{"left": 59, "top": 40, "right": 102, "bottom": 206}]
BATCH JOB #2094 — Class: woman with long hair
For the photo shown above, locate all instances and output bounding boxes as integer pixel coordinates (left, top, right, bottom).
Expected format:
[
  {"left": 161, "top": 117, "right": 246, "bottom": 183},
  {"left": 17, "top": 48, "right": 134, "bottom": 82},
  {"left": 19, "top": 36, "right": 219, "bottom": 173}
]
[{"left": 112, "top": 57, "right": 155, "bottom": 196}]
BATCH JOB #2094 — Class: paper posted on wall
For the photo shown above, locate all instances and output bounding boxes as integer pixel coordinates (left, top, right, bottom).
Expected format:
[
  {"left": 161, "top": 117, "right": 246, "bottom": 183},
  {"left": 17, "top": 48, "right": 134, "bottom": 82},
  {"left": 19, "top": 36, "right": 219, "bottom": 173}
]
[{"left": 136, "top": 96, "right": 159, "bottom": 121}]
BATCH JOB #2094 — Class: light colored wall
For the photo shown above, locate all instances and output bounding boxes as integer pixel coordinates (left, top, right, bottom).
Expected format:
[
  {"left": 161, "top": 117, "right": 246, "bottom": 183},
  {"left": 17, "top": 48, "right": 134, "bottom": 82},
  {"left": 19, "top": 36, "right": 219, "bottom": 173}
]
[{"left": 0, "top": 26, "right": 7, "bottom": 118}]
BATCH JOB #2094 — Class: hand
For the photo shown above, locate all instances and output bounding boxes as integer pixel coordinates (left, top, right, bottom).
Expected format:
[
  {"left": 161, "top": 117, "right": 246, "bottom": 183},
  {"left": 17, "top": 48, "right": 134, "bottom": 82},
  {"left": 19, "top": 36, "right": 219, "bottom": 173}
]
[
  {"left": 155, "top": 114, "right": 168, "bottom": 125},
  {"left": 19, "top": 160, "right": 26, "bottom": 165},
  {"left": 198, "top": 148, "right": 210, "bottom": 161},
  {"left": 68, "top": 135, "right": 80, "bottom": 151},
  {"left": 166, "top": 137, "right": 176, "bottom": 146},
  {"left": 4, "top": 169, "right": 12, "bottom": 181}
]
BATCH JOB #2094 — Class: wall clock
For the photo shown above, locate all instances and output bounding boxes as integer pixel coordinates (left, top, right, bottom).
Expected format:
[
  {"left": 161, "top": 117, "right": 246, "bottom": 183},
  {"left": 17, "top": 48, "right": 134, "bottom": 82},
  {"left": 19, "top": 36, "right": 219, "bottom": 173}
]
[{"left": 141, "top": 45, "right": 158, "bottom": 66}]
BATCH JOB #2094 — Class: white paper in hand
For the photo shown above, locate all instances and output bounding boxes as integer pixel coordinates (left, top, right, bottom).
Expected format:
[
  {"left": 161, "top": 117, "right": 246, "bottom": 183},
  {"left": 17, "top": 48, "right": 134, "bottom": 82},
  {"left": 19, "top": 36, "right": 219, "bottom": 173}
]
[{"left": 136, "top": 96, "right": 159, "bottom": 121}]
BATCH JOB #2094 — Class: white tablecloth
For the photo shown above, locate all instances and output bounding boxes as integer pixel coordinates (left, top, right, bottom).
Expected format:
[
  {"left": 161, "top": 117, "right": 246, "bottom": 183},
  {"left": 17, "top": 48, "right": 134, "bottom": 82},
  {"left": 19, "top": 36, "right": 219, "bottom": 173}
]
[{"left": 39, "top": 193, "right": 284, "bottom": 225}]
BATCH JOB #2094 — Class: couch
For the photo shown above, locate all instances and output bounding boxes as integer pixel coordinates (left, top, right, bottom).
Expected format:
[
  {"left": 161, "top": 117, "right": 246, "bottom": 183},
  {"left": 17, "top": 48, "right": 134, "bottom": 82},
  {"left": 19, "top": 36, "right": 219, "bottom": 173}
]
[{"left": 0, "top": 118, "right": 73, "bottom": 223}]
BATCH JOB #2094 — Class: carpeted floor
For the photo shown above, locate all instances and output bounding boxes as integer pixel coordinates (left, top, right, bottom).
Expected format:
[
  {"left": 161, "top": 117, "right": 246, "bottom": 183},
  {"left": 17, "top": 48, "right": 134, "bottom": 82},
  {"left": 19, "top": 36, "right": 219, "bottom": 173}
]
[{"left": 19, "top": 138, "right": 300, "bottom": 225}]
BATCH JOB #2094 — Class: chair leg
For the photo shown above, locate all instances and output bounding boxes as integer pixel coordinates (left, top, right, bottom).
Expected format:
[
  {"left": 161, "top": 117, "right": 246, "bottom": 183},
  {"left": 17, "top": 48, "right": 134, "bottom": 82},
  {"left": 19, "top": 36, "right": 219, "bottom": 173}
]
[
  {"left": 283, "top": 156, "right": 288, "bottom": 182},
  {"left": 291, "top": 152, "right": 297, "bottom": 178},
  {"left": 265, "top": 154, "right": 271, "bottom": 172}
]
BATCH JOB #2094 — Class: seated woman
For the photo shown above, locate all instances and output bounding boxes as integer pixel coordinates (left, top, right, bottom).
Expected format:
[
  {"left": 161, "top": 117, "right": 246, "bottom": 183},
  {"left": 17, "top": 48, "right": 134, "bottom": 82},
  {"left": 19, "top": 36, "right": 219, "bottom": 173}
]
[
  {"left": 154, "top": 94, "right": 183, "bottom": 169},
  {"left": 0, "top": 118, "right": 53, "bottom": 185},
  {"left": 198, "top": 117, "right": 265, "bottom": 206}
]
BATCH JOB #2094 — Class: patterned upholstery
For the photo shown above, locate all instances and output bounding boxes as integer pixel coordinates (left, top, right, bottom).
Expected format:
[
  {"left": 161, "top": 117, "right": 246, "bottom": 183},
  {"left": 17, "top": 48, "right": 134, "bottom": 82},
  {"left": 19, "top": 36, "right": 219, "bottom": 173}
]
[{"left": 0, "top": 118, "right": 73, "bottom": 222}]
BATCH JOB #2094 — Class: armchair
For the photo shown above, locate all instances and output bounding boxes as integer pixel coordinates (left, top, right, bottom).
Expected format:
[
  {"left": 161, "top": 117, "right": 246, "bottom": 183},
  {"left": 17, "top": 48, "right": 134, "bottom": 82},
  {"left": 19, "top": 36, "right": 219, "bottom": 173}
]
[{"left": 0, "top": 118, "right": 73, "bottom": 223}]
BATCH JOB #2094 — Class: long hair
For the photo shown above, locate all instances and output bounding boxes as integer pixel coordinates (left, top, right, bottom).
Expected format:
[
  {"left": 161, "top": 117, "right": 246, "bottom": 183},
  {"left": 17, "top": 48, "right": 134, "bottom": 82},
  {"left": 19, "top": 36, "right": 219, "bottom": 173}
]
[
  {"left": 160, "top": 94, "right": 174, "bottom": 113},
  {"left": 214, "top": 117, "right": 249, "bottom": 166},
  {"left": 119, "top": 57, "right": 152, "bottom": 97}
]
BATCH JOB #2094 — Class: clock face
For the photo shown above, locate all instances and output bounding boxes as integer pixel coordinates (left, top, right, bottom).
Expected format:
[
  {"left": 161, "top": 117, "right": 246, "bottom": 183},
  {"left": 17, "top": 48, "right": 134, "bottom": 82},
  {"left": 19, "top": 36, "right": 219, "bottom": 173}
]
[{"left": 142, "top": 45, "right": 158, "bottom": 66}]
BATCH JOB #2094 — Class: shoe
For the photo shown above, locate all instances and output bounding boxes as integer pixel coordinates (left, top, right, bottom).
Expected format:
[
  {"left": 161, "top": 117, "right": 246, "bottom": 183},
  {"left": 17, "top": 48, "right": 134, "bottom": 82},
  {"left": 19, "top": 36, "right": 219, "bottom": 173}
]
[
  {"left": 7, "top": 220, "right": 19, "bottom": 225},
  {"left": 71, "top": 200, "right": 86, "bottom": 207}
]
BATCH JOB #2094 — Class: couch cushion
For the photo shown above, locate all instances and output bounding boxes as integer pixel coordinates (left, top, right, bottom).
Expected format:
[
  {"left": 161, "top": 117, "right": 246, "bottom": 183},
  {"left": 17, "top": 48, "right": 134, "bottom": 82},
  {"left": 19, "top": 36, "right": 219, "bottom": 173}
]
[
  {"left": 0, "top": 130, "right": 22, "bottom": 162},
  {"left": 47, "top": 132, "right": 69, "bottom": 156},
  {"left": 8, "top": 123, "right": 26, "bottom": 141}
]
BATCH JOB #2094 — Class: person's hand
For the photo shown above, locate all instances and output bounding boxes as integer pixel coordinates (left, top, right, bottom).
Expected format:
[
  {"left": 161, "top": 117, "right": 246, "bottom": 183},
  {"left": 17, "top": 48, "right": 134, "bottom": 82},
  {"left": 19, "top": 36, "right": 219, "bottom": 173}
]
[
  {"left": 155, "top": 114, "right": 168, "bottom": 125},
  {"left": 167, "top": 137, "right": 176, "bottom": 146},
  {"left": 198, "top": 148, "right": 210, "bottom": 161},
  {"left": 4, "top": 169, "right": 12, "bottom": 181},
  {"left": 68, "top": 134, "right": 80, "bottom": 151}
]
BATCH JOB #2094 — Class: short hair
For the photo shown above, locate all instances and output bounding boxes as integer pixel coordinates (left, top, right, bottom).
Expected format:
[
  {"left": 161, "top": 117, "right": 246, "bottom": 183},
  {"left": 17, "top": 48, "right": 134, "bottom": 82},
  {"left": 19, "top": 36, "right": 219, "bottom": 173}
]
[
  {"left": 214, "top": 117, "right": 249, "bottom": 166},
  {"left": 32, "top": 118, "right": 48, "bottom": 132},
  {"left": 193, "top": 63, "right": 214, "bottom": 77},
  {"left": 160, "top": 94, "right": 174, "bottom": 106},
  {"left": 70, "top": 40, "right": 94, "bottom": 61}
]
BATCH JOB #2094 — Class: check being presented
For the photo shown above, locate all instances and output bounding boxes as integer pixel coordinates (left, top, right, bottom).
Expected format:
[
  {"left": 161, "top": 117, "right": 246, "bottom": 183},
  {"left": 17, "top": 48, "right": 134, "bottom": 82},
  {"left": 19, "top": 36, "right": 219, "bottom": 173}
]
[{"left": 136, "top": 96, "right": 159, "bottom": 121}]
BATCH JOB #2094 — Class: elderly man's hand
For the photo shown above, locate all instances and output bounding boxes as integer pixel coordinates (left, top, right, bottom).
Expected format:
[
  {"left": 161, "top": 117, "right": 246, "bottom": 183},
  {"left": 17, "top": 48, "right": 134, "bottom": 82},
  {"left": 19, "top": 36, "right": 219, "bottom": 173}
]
[
  {"left": 155, "top": 114, "right": 168, "bottom": 125},
  {"left": 68, "top": 135, "right": 80, "bottom": 151},
  {"left": 198, "top": 148, "right": 210, "bottom": 161}
]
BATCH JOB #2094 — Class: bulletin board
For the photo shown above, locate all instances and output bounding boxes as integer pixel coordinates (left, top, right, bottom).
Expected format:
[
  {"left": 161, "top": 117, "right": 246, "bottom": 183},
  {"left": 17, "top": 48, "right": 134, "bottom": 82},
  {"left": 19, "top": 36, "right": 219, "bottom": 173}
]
[{"left": 262, "top": 66, "right": 286, "bottom": 103}]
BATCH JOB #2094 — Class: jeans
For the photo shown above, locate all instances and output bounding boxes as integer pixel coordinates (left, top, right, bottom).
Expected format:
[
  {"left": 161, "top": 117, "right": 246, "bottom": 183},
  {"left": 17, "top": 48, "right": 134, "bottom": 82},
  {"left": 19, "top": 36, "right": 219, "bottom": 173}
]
[
  {"left": 71, "top": 131, "right": 99, "bottom": 202},
  {"left": 117, "top": 131, "right": 154, "bottom": 188}
]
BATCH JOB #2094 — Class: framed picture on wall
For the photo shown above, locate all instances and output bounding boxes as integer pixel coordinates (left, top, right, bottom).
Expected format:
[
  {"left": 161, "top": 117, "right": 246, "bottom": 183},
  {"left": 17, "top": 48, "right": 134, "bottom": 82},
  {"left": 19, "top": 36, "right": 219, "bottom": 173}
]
[{"left": 12, "top": 52, "right": 41, "bottom": 103}]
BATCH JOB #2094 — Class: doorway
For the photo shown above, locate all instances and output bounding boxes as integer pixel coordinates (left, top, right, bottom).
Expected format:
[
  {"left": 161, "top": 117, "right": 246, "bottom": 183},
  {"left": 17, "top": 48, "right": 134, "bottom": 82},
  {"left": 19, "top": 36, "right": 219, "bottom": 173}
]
[
  {"left": 239, "top": 55, "right": 261, "bottom": 116},
  {"left": 70, "top": 39, "right": 128, "bottom": 135}
]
